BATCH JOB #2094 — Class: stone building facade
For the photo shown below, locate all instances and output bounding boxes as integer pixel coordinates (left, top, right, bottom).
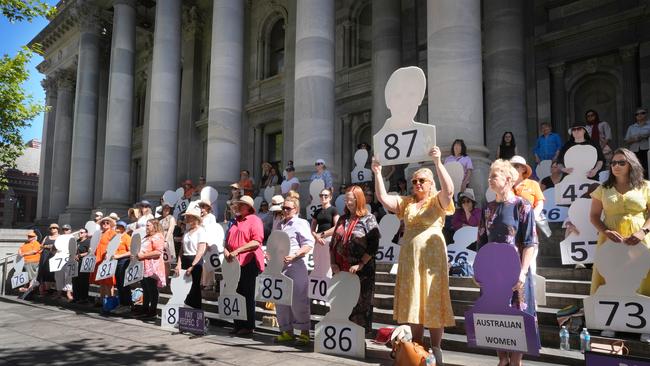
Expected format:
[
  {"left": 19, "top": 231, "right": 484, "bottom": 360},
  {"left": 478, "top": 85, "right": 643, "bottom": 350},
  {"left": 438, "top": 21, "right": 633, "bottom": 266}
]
[{"left": 31, "top": 0, "right": 650, "bottom": 227}]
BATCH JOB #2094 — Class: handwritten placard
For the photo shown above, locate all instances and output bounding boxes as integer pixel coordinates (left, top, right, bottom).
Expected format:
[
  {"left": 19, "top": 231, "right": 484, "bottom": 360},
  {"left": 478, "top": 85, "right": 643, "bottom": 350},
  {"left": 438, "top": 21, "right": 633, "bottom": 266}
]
[{"left": 178, "top": 307, "right": 207, "bottom": 335}]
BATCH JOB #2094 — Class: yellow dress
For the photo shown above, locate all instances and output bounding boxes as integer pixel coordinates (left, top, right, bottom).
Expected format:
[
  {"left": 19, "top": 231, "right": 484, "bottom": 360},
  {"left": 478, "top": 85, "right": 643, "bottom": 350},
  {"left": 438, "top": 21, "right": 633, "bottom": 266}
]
[
  {"left": 590, "top": 183, "right": 650, "bottom": 295},
  {"left": 393, "top": 193, "right": 455, "bottom": 328}
]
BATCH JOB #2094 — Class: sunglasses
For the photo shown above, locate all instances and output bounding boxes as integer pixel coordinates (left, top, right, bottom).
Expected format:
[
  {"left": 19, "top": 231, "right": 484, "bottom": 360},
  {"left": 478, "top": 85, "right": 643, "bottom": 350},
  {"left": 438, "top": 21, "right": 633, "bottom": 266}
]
[
  {"left": 411, "top": 178, "right": 428, "bottom": 185},
  {"left": 315, "top": 162, "right": 323, "bottom": 166},
  {"left": 281, "top": 206, "right": 295, "bottom": 211},
  {"left": 611, "top": 160, "right": 628, "bottom": 167},
  {"left": 319, "top": 194, "right": 330, "bottom": 198},
  {"left": 636, "top": 112, "right": 647, "bottom": 116}
]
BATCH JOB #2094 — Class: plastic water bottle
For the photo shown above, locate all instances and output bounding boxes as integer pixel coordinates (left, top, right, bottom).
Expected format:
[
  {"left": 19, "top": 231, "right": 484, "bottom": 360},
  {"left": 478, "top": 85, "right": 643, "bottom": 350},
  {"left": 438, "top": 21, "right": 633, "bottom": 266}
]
[
  {"left": 559, "top": 326, "right": 570, "bottom": 351},
  {"left": 425, "top": 348, "right": 436, "bottom": 366},
  {"left": 580, "top": 328, "right": 591, "bottom": 353}
]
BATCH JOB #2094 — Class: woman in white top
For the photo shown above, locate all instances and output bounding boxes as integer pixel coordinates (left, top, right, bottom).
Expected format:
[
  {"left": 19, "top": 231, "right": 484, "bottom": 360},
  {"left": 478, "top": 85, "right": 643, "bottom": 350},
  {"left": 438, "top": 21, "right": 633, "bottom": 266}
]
[
  {"left": 199, "top": 200, "right": 217, "bottom": 226},
  {"left": 281, "top": 166, "right": 300, "bottom": 195},
  {"left": 175, "top": 207, "right": 207, "bottom": 308},
  {"left": 136, "top": 200, "right": 155, "bottom": 228}
]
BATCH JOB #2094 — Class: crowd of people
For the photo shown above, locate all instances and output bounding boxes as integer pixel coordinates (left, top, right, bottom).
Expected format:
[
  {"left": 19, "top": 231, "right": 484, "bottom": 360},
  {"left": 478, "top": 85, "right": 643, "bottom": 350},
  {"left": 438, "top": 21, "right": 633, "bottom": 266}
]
[{"left": 12, "top": 106, "right": 650, "bottom": 365}]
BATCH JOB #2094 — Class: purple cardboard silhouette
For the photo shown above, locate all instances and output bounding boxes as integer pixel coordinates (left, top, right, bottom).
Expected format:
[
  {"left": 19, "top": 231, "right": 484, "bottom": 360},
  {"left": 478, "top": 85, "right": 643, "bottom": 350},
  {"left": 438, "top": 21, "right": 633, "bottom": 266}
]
[{"left": 464, "top": 243, "right": 540, "bottom": 356}]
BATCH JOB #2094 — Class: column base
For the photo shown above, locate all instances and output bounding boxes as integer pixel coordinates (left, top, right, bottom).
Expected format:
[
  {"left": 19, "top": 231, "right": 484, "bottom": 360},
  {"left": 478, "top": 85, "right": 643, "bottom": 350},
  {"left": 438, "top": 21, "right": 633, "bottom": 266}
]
[{"left": 59, "top": 207, "right": 93, "bottom": 230}]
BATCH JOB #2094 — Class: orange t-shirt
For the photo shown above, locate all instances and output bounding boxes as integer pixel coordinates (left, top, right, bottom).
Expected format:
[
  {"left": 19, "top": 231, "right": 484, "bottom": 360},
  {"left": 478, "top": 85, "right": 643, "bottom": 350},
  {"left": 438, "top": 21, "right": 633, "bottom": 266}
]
[
  {"left": 19, "top": 240, "right": 41, "bottom": 263},
  {"left": 239, "top": 178, "right": 254, "bottom": 196},
  {"left": 115, "top": 233, "right": 132, "bottom": 256},
  {"left": 514, "top": 179, "right": 545, "bottom": 208},
  {"left": 92, "top": 229, "right": 117, "bottom": 286}
]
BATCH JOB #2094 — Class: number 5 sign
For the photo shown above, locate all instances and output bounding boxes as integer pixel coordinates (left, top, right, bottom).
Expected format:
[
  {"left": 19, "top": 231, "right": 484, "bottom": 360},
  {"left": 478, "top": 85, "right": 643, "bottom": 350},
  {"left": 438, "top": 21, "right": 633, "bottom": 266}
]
[{"left": 373, "top": 67, "right": 436, "bottom": 166}]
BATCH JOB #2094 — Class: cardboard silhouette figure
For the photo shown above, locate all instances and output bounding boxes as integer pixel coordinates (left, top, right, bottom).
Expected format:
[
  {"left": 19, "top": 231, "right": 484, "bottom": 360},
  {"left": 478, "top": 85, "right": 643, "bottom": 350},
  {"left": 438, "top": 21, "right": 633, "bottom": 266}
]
[
  {"left": 85, "top": 220, "right": 99, "bottom": 237},
  {"left": 335, "top": 194, "right": 346, "bottom": 216},
  {"left": 218, "top": 257, "right": 247, "bottom": 321},
  {"left": 49, "top": 234, "right": 76, "bottom": 273},
  {"left": 308, "top": 237, "right": 332, "bottom": 301},
  {"left": 308, "top": 179, "right": 325, "bottom": 217},
  {"left": 351, "top": 149, "right": 372, "bottom": 184},
  {"left": 162, "top": 269, "right": 193, "bottom": 330},
  {"left": 200, "top": 186, "right": 218, "bottom": 209},
  {"left": 11, "top": 254, "right": 29, "bottom": 289},
  {"left": 584, "top": 240, "right": 650, "bottom": 333},
  {"left": 485, "top": 187, "right": 496, "bottom": 203},
  {"left": 80, "top": 233, "right": 101, "bottom": 273},
  {"left": 375, "top": 214, "right": 401, "bottom": 264},
  {"left": 555, "top": 145, "right": 599, "bottom": 205},
  {"left": 444, "top": 161, "right": 464, "bottom": 197},
  {"left": 94, "top": 234, "right": 122, "bottom": 281},
  {"left": 535, "top": 160, "right": 552, "bottom": 181},
  {"left": 541, "top": 187, "right": 567, "bottom": 223},
  {"left": 315, "top": 271, "right": 365, "bottom": 358},
  {"left": 447, "top": 226, "right": 478, "bottom": 267},
  {"left": 559, "top": 198, "right": 599, "bottom": 265},
  {"left": 123, "top": 228, "right": 145, "bottom": 286},
  {"left": 263, "top": 186, "right": 275, "bottom": 203},
  {"left": 373, "top": 67, "right": 436, "bottom": 166},
  {"left": 255, "top": 230, "right": 294, "bottom": 306},
  {"left": 465, "top": 243, "right": 540, "bottom": 356},
  {"left": 203, "top": 223, "right": 225, "bottom": 272},
  {"left": 173, "top": 186, "right": 190, "bottom": 220}
]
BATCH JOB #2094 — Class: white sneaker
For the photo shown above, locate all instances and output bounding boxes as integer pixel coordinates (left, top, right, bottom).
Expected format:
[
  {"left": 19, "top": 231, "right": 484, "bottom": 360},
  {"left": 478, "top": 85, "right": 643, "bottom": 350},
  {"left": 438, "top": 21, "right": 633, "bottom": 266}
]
[
  {"left": 641, "top": 333, "right": 650, "bottom": 343},
  {"left": 600, "top": 329, "right": 616, "bottom": 337}
]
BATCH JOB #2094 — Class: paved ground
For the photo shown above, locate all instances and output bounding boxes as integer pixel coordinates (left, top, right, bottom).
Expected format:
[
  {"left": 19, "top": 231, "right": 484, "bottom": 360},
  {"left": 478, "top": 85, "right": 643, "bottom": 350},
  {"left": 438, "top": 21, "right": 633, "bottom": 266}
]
[{"left": 0, "top": 297, "right": 388, "bottom": 366}]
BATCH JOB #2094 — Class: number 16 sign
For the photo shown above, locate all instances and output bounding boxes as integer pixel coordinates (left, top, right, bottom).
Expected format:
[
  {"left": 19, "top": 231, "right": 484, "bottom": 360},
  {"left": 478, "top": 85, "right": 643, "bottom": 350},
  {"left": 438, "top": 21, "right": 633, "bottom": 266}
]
[{"left": 373, "top": 67, "right": 436, "bottom": 166}]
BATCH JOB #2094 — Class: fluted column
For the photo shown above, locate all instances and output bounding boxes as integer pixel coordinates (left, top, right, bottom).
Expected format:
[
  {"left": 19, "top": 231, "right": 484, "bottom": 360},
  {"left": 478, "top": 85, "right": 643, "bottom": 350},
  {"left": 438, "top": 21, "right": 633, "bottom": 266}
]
[
  {"left": 144, "top": 0, "right": 182, "bottom": 199},
  {"left": 372, "top": 0, "right": 401, "bottom": 135},
  {"left": 550, "top": 63, "right": 567, "bottom": 139},
  {"left": 36, "top": 76, "right": 58, "bottom": 221},
  {"left": 100, "top": 0, "right": 136, "bottom": 209},
  {"left": 49, "top": 70, "right": 76, "bottom": 220},
  {"left": 66, "top": 4, "right": 101, "bottom": 220},
  {"left": 620, "top": 44, "right": 640, "bottom": 139},
  {"left": 484, "top": 0, "right": 527, "bottom": 158},
  {"left": 293, "top": 0, "right": 335, "bottom": 176},
  {"left": 206, "top": 0, "right": 244, "bottom": 186},
  {"left": 427, "top": 0, "right": 489, "bottom": 197}
]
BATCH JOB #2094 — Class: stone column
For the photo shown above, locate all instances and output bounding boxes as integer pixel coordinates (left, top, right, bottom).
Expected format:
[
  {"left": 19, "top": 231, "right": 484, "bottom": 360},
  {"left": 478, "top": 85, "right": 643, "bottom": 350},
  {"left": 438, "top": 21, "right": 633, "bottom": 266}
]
[
  {"left": 293, "top": 0, "right": 335, "bottom": 177},
  {"left": 36, "top": 76, "right": 58, "bottom": 221},
  {"left": 206, "top": 0, "right": 244, "bottom": 186},
  {"left": 144, "top": 0, "right": 182, "bottom": 199},
  {"left": 549, "top": 62, "right": 567, "bottom": 139},
  {"left": 427, "top": 0, "right": 489, "bottom": 197},
  {"left": 65, "top": 5, "right": 101, "bottom": 225},
  {"left": 372, "top": 0, "right": 401, "bottom": 135},
  {"left": 620, "top": 44, "right": 640, "bottom": 130},
  {"left": 49, "top": 70, "right": 76, "bottom": 220},
  {"left": 484, "top": 0, "right": 527, "bottom": 158},
  {"left": 100, "top": 0, "right": 136, "bottom": 211}
]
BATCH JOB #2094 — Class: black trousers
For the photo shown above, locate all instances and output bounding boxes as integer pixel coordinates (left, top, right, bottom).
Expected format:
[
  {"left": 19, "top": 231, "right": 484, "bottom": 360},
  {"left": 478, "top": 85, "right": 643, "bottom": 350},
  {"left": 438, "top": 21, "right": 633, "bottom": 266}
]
[
  {"left": 72, "top": 271, "right": 90, "bottom": 301},
  {"left": 181, "top": 255, "right": 203, "bottom": 309},
  {"left": 115, "top": 258, "right": 132, "bottom": 306},
  {"left": 141, "top": 276, "right": 159, "bottom": 312},
  {"left": 635, "top": 149, "right": 649, "bottom": 179},
  {"left": 234, "top": 260, "right": 260, "bottom": 330}
]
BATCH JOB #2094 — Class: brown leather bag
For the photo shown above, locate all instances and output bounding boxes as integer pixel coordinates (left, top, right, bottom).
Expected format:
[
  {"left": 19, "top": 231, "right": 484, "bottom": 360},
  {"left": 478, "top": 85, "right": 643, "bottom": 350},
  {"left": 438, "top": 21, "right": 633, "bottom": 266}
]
[
  {"left": 390, "top": 340, "right": 431, "bottom": 366},
  {"left": 590, "top": 336, "right": 628, "bottom": 355}
]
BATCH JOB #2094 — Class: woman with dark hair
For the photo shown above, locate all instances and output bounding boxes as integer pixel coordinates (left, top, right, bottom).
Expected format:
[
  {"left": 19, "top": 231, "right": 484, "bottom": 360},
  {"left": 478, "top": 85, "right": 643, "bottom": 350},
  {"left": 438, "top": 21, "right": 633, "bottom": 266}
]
[
  {"left": 36, "top": 223, "right": 59, "bottom": 296},
  {"left": 444, "top": 139, "right": 473, "bottom": 192},
  {"left": 330, "top": 185, "right": 380, "bottom": 333},
  {"left": 496, "top": 131, "right": 517, "bottom": 160},
  {"left": 589, "top": 148, "right": 650, "bottom": 342},
  {"left": 557, "top": 122, "right": 605, "bottom": 179},
  {"left": 584, "top": 109, "right": 613, "bottom": 164}
]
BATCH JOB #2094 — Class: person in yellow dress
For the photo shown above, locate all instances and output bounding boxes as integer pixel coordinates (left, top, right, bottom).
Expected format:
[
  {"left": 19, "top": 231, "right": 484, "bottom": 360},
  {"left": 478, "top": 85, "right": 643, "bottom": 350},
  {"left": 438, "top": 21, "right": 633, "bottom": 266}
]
[
  {"left": 590, "top": 147, "right": 650, "bottom": 342},
  {"left": 372, "top": 146, "right": 455, "bottom": 360}
]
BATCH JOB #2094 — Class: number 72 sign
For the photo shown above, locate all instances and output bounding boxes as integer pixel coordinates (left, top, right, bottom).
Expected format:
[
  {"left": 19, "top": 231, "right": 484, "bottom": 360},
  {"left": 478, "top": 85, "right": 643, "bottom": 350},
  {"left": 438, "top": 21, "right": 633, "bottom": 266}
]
[{"left": 373, "top": 124, "right": 437, "bottom": 166}]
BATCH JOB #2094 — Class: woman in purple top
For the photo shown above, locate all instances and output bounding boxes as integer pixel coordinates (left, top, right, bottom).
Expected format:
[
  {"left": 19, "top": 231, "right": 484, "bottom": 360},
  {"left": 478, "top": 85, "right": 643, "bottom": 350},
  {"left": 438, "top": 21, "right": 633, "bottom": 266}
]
[
  {"left": 477, "top": 159, "right": 539, "bottom": 366},
  {"left": 451, "top": 191, "right": 481, "bottom": 231},
  {"left": 444, "top": 139, "right": 473, "bottom": 192}
]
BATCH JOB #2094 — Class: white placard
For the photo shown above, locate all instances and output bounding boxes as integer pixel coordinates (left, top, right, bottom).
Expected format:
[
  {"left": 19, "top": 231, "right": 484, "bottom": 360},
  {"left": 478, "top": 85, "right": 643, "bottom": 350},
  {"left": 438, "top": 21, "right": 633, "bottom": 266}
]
[
  {"left": 200, "top": 186, "right": 219, "bottom": 210},
  {"left": 473, "top": 313, "right": 529, "bottom": 353},
  {"left": 255, "top": 230, "right": 294, "bottom": 306},
  {"left": 162, "top": 189, "right": 181, "bottom": 206},
  {"left": 315, "top": 272, "right": 365, "bottom": 359},
  {"left": 80, "top": 255, "right": 96, "bottom": 273},
  {"left": 85, "top": 220, "right": 99, "bottom": 237},
  {"left": 49, "top": 234, "right": 76, "bottom": 272},
  {"left": 589, "top": 296, "right": 650, "bottom": 333},
  {"left": 123, "top": 261, "right": 144, "bottom": 286},
  {"left": 263, "top": 186, "right": 275, "bottom": 203},
  {"left": 308, "top": 237, "right": 332, "bottom": 301},
  {"left": 95, "top": 259, "right": 118, "bottom": 281},
  {"left": 541, "top": 188, "right": 568, "bottom": 223},
  {"left": 485, "top": 187, "right": 496, "bottom": 203},
  {"left": 204, "top": 223, "right": 225, "bottom": 252},
  {"left": 534, "top": 274, "right": 547, "bottom": 307},
  {"left": 373, "top": 67, "right": 436, "bottom": 166},
  {"left": 173, "top": 198, "right": 190, "bottom": 220},
  {"left": 447, "top": 226, "right": 478, "bottom": 266},
  {"left": 203, "top": 245, "right": 223, "bottom": 272},
  {"left": 351, "top": 149, "right": 372, "bottom": 183},
  {"left": 11, "top": 272, "right": 29, "bottom": 288},
  {"left": 308, "top": 179, "right": 325, "bottom": 218},
  {"left": 218, "top": 257, "right": 247, "bottom": 321},
  {"left": 49, "top": 256, "right": 70, "bottom": 272},
  {"left": 375, "top": 214, "right": 401, "bottom": 264},
  {"left": 162, "top": 269, "right": 193, "bottom": 330},
  {"left": 335, "top": 194, "right": 346, "bottom": 216},
  {"left": 535, "top": 160, "right": 552, "bottom": 181},
  {"left": 559, "top": 198, "right": 599, "bottom": 265},
  {"left": 555, "top": 145, "right": 599, "bottom": 205}
]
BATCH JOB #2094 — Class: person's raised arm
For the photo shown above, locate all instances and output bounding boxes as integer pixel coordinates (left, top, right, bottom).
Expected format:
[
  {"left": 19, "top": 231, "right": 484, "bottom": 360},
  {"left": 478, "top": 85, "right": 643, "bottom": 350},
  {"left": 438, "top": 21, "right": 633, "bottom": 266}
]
[
  {"left": 431, "top": 146, "right": 454, "bottom": 208},
  {"left": 372, "top": 157, "right": 400, "bottom": 213}
]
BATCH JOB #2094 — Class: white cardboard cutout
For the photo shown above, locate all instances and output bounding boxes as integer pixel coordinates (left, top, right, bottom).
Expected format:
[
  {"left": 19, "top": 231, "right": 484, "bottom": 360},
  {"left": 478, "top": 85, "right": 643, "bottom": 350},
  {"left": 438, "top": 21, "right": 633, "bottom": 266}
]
[
  {"left": 255, "top": 230, "right": 294, "bottom": 306},
  {"left": 446, "top": 226, "right": 478, "bottom": 267},
  {"left": 315, "top": 271, "right": 365, "bottom": 358},
  {"left": 308, "top": 237, "right": 332, "bottom": 301},
  {"left": 351, "top": 149, "right": 372, "bottom": 183},
  {"left": 541, "top": 188, "right": 568, "bottom": 223},
  {"left": 49, "top": 235, "right": 75, "bottom": 272},
  {"left": 598, "top": 170, "right": 609, "bottom": 183},
  {"left": 555, "top": 145, "right": 599, "bottom": 205},
  {"left": 335, "top": 194, "right": 346, "bottom": 216},
  {"left": 85, "top": 221, "right": 99, "bottom": 237},
  {"left": 11, "top": 254, "right": 29, "bottom": 288},
  {"left": 173, "top": 197, "right": 191, "bottom": 220},
  {"left": 162, "top": 269, "right": 193, "bottom": 330},
  {"left": 534, "top": 274, "right": 547, "bottom": 307},
  {"left": 444, "top": 161, "right": 464, "bottom": 197},
  {"left": 94, "top": 234, "right": 122, "bottom": 281},
  {"left": 253, "top": 196, "right": 263, "bottom": 212},
  {"left": 80, "top": 233, "right": 101, "bottom": 273},
  {"left": 123, "top": 228, "right": 145, "bottom": 286},
  {"left": 584, "top": 241, "right": 650, "bottom": 333},
  {"left": 535, "top": 160, "right": 552, "bottom": 181},
  {"left": 263, "top": 186, "right": 275, "bottom": 204},
  {"left": 559, "top": 198, "right": 599, "bottom": 265},
  {"left": 200, "top": 186, "right": 219, "bottom": 209},
  {"left": 308, "top": 179, "right": 325, "bottom": 218},
  {"left": 485, "top": 188, "right": 496, "bottom": 203},
  {"left": 175, "top": 187, "right": 184, "bottom": 200},
  {"left": 375, "top": 214, "right": 401, "bottom": 264},
  {"left": 373, "top": 67, "right": 436, "bottom": 166},
  {"left": 163, "top": 190, "right": 181, "bottom": 206},
  {"left": 218, "top": 257, "right": 247, "bottom": 321}
]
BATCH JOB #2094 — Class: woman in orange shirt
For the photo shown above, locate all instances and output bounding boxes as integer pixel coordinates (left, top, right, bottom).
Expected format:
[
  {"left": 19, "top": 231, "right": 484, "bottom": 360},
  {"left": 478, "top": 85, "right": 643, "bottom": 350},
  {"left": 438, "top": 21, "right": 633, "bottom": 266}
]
[
  {"left": 91, "top": 217, "right": 118, "bottom": 302},
  {"left": 19, "top": 231, "right": 41, "bottom": 280},
  {"left": 112, "top": 221, "right": 133, "bottom": 310}
]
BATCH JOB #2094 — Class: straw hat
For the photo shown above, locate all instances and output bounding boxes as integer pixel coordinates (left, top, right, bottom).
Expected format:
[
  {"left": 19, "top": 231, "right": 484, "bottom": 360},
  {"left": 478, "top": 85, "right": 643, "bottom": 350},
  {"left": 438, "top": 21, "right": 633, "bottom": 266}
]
[
  {"left": 182, "top": 207, "right": 203, "bottom": 220},
  {"left": 234, "top": 195, "right": 256, "bottom": 213},
  {"left": 458, "top": 190, "right": 477, "bottom": 203},
  {"left": 98, "top": 216, "right": 116, "bottom": 226},
  {"left": 269, "top": 195, "right": 285, "bottom": 212},
  {"left": 27, "top": 230, "right": 37, "bottom": 238},
  {"left": 49, "top": 223, "right": 59, "bottom": 229},
  {"left": 198, "top": 199, "right": 212, "bottom": 209},
  {"left": 510, "top": 155, "right": 532, "bottom": 179}
]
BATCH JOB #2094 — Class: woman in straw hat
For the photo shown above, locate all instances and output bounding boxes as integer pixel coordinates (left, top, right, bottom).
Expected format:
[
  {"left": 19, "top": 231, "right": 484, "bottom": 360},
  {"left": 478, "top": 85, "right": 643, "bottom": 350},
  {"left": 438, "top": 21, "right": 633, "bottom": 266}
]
[
  {"left": 36, "top": 223, "right": 59, "bottom": 296},
  {"left": 91, "top": 216, "right": 119, "bottom": 310},
  {"left": 175, "top": 207, "right": 207, "bottom": 308}
]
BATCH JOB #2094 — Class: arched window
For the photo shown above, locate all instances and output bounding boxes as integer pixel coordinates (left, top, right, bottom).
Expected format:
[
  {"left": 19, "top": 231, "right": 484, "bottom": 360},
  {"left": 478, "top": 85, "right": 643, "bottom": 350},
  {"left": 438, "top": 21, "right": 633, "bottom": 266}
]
[
  {"left": 354, "top": 4, "right": 371, "bottom": 65},
  {"left": 268, "top": 19, "right": 285, "bottom": 77}
]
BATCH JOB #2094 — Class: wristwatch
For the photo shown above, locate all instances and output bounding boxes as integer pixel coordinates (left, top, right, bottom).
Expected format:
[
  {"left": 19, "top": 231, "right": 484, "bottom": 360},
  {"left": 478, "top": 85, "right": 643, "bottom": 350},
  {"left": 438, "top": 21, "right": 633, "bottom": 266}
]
[{"left": 642, "top": 228, "right": 650, "bottom": 235}]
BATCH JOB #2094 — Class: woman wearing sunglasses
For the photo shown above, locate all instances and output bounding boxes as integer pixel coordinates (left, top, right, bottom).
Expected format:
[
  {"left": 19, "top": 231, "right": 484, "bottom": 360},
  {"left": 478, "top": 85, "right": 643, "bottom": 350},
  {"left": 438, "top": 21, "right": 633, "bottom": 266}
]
[
  {"left": 589, "top": 147, "right": 650, "bottom": 343},
  {"left": 311, "top": 189, "right": 339, "bottom": 246},
  {"left": 372, "top": 146, "right": 454, "bottom": 362}
]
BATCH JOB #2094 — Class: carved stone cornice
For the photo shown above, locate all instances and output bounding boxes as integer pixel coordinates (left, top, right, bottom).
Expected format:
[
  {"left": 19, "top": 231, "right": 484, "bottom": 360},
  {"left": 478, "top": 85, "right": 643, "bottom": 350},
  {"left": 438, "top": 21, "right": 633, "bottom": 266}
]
[
  {"left": 549, "top": 62, "right": 566, "bottom": 77},
  {"left": 74, "top": 0, "right": 103, "bottom": 34},
  {"left": 54, "top": 69, "right": 76, "bottom": 90},
  {"left": 41, "top": 76, "right": 58, "bottom": 95}
]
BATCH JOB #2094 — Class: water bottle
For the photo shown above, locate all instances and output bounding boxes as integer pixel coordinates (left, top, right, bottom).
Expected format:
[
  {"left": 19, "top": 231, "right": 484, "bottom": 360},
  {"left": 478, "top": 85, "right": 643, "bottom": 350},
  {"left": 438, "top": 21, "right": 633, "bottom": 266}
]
[
  {"left": 579, "top": 328, "right": 591, "bottom": 353},
  {"left": 425, "top": 348, "right": 436, "bottom": 366},
  {"left": 559, "top": 326, "right": 570, "bottom": 351}
]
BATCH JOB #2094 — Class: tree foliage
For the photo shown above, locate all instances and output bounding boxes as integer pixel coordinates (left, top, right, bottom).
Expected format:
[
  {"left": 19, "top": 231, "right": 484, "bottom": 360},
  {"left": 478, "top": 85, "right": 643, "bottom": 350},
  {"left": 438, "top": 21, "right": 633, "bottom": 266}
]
[{"left": 0, "top": 0, "right": 55, "bottom": 22}]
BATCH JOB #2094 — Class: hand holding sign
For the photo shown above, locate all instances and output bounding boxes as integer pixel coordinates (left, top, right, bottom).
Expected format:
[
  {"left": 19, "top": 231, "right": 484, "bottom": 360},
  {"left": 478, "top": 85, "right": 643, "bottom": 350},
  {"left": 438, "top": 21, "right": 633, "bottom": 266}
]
[
  {"left": 373, "top": 67, "right": 436, "bottom": 166},
  {"left": 255, "top": 230, "right": 293, "bottom": 306}
]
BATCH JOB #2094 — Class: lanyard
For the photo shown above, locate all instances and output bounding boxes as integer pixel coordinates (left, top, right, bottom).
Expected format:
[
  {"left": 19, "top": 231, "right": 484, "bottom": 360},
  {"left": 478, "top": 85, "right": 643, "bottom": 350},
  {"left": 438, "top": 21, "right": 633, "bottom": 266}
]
[{"left": 342, "top": 217, "right": 359, "bottom": 245}]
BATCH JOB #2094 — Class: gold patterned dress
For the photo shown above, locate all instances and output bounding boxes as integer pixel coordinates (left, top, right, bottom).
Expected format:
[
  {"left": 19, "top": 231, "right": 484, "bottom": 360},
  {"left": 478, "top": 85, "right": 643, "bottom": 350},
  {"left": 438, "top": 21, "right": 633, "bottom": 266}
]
[{"left": 393, "top": 193, "right": 456, "bottom": 328}]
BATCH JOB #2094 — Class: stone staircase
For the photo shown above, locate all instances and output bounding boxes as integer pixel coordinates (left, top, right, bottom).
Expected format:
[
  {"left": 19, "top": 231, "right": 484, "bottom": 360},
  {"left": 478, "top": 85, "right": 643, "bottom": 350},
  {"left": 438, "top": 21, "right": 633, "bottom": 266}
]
[{"left": 0, "top": 228, "right": 31, "bottom": 259}]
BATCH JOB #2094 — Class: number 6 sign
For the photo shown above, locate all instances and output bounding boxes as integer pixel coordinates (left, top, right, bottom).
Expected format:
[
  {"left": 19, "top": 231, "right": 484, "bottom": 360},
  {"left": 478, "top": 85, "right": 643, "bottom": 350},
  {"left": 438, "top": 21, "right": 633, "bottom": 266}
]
[{"left": 373, "top": 67, "right": 436, "bottom": 166}]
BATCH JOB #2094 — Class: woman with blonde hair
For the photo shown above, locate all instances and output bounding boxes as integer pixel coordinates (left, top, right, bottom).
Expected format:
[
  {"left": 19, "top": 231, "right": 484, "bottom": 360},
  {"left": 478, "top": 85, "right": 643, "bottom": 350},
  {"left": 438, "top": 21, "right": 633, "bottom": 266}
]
[
  {"left": 372, "top": 146, "right": 454, "bottom": 361},
  {"left": 137, "top": 219, "right": 167, "bottom": 318}
]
